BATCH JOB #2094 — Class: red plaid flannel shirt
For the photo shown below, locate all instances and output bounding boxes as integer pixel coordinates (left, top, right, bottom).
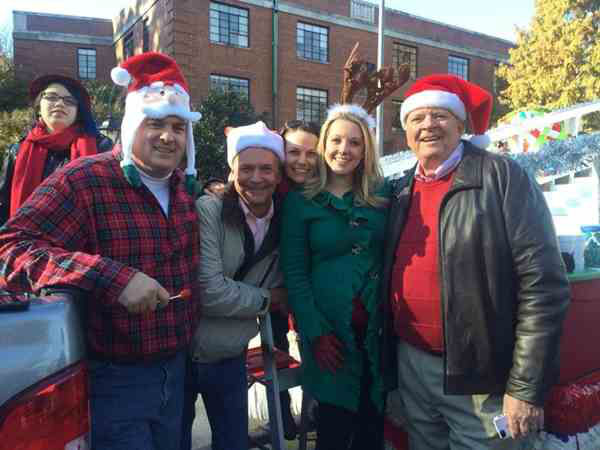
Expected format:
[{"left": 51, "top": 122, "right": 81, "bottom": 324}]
[{"left": 0, "top": 148, "right": 201, "bottom": 362}]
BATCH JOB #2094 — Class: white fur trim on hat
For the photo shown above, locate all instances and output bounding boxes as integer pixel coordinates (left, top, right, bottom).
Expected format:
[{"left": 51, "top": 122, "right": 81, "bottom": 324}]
[
  {"left": 400, "top": 90, "right": 466, "bottom": 128},
  {"left": 467, "top": 134, "right": 491, "bottom": 149},
  {"left": 326, "top": 103, "right": 376, "bottom": 129},
  {"left": 111, "top": 66, "right": 132, "bottom": 86},
  {"left": 227, "top": 121, "right": 284, "bottom": 168}
]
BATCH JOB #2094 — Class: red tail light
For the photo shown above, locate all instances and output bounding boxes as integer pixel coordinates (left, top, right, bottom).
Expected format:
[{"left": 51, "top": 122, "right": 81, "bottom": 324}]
[{"left": 0, "top": 362, "right": 89, "bottom": 450}]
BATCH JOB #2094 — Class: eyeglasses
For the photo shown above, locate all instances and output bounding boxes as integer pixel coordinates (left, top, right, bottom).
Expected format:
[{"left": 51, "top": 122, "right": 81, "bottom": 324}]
[{"left": 41, "top": 93, "right": 78, "bottom": 108}]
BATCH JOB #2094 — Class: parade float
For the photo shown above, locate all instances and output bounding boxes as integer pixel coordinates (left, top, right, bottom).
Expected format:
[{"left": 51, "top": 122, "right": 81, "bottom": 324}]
[{"left": 381, "top": 101, "right": 600, "bottom": 449}]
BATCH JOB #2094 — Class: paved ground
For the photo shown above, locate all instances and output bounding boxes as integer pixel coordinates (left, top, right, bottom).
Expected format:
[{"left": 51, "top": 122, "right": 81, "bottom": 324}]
[
  {"left": 190, "top": 332, "right": 317, "bottom": 449},
  {"left": 190, "top": 396, "right": 316, "bottom": 450}
]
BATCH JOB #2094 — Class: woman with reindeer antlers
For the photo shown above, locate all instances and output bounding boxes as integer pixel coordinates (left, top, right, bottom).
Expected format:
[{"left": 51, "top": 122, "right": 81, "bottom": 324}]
[{"left": 280, "top": 43, "right": 409, "bottom": 449}]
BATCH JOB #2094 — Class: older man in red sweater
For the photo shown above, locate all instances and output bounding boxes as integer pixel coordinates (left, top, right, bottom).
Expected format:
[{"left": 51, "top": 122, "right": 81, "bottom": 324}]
[{"left": 381, "top": 74, "right": 570, "bottom": 449}]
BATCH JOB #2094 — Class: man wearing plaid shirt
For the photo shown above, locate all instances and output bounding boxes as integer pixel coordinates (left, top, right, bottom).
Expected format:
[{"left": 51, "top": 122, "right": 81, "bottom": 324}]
[{"left": 0, "top": 53, "right": 203, "bottom": 450}]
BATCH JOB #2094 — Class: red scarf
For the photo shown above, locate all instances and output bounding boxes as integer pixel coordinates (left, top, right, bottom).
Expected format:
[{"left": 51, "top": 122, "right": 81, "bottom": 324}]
[{"left": 10, "top": 121, "right": 99, "bottom": 217}]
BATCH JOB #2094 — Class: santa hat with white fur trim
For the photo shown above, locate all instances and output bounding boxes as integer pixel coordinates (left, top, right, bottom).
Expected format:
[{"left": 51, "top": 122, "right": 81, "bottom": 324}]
[
  {"left": 225, "top": 121, "right": 284, "bottom": 168},
  {"left": 111, "top": 52, "right": 202, "bottom": 193},
  {"left": 400, "top": 74, "right": 493, "bottom": 149}
]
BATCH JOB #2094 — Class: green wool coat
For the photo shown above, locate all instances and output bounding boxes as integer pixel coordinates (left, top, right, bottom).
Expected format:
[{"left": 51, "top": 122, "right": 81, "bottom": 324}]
[{"left": 281, "top": 188, "right": 389, "bottom": 413}]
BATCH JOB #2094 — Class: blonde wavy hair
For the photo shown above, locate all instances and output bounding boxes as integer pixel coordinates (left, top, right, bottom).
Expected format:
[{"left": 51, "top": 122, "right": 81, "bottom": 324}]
[{"left": 303, "top": 112, "right": 387, "bottom": 208}]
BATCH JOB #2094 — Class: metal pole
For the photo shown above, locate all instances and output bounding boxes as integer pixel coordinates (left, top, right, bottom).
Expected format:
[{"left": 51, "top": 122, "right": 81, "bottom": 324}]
[
  {"left": 375, "top": 0, "right": 385, "bottom": 156},
  {"left": 272, "top": 0, "right": 279, "bottom": 128}
]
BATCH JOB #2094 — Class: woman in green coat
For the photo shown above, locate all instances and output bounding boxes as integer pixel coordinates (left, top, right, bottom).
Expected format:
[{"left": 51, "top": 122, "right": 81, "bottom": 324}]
[{"left": 281, "top": 108, "right": 389, "bottom": 450}]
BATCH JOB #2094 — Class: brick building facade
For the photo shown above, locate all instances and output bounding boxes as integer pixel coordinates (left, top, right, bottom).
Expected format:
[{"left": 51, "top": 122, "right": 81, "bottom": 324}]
[
  {"left": 12, "top": 11, "right": 115, "bottom": 84},
  {"left": 113, "top": 0, "right": 512, "bottom": 153},
  {"left": 113, "top": 0, "right": 513, "bottom": 153},
  {"left": 11, "top": 0, "right": 510, "bottom": 153}
]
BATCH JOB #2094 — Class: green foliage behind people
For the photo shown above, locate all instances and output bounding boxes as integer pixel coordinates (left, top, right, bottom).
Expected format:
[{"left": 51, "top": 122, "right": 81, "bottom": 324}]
[
  {"left": 0, "top": 59, "right": 28, "bottom": 113},
  {"left": 193, "top": 89, "right": 266, "bottom": 182},
  {"left": 0, "top": 109, "right": 30, "bottom": 164},
  {"left": 497, "top": 0, "right": 600, "bottom": 130},
  {"left": 82, "top": 80, "right": 125, "bottom": 131}
]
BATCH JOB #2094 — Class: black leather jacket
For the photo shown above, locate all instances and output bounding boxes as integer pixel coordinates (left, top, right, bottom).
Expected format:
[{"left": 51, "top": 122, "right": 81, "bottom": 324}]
[
  {"left": 381, "top": 141, "right": 570, "bottom": 406},
  {"left": 0, "top": 133, "right": 113, "bottom": 225}
]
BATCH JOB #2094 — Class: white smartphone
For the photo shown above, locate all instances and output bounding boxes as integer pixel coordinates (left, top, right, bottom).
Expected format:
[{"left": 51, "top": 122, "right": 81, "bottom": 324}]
[{"left": 493, "top": 414, "right": 510, "bottom": 439}]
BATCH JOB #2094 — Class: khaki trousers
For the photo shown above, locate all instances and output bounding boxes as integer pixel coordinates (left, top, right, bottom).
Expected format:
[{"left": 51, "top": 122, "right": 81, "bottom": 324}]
[{"left": 391, "top": 341, "right": 535, "bottom": 450}]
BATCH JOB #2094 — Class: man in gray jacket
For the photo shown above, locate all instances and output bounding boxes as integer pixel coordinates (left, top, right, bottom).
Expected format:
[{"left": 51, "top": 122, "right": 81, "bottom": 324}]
[{"left": 181, "top": 121, "right": 287, "bottom": 450}]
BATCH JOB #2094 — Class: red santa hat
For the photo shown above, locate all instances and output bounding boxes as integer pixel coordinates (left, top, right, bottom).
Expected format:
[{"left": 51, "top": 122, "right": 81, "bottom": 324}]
[
  {"left": 111, "top": 52, "right": 201, "bottom": 192},
  {"left": 400, "top": 74, "right": 493, "bottom": 149}
]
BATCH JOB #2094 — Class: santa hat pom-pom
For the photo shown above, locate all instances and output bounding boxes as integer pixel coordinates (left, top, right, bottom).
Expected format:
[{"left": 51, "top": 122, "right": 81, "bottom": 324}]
[
  {"left": 111, "top": 66, "right": 131, "bottom": 86},
  {"left": 469, "top": 134, "right": 491, "bottom": 149}
]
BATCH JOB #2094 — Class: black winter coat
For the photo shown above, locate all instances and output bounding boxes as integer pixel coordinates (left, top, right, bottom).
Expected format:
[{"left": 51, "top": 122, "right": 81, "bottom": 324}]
[
  {"left": 0, "top": 133, "right": 113, "bottom": 225},
  {"left": 381, "top": 141, "right": 570, "bottom": 406}
]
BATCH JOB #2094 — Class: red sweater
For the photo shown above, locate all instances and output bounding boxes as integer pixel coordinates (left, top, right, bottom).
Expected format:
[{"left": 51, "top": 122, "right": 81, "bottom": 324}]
[{"left": 390, "top": 173, "right": 454, "bottom": 353}]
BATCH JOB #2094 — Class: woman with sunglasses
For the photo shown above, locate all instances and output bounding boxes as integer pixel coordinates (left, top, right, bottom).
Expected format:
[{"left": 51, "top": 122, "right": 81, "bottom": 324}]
[{"left": 0, "top": 74, "right": 112, "bottom": 224}]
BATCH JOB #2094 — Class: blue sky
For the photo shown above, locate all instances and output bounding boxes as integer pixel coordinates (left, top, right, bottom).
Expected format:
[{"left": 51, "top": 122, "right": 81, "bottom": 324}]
[{"left": 1, "top": 0, "right": 535, "bottom": 42}]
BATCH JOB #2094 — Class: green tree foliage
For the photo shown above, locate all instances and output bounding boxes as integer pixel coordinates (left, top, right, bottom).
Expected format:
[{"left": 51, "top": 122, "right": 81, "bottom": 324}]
[
  {"left": 0, "top": 108, "right": 30, "bottom": 164},
  {"left": 82, "top": 80, "right": 125, "bottom": 126},
  {"left": 490, "top": 69, "right": 511, "bottom": 126},
  {"left": 0, "top": 59, "right": 28, "bottom": 112},
  {"left": 193, "top": 89, "right": 266, "bottom": 182},
  {"left": 497, "top": 0, "right": 600, "bottom": 129}
]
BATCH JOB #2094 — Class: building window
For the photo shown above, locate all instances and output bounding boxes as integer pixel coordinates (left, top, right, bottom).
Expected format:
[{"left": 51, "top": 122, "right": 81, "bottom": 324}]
[
  {"left": 297, "top": 22, "right": 328, "bottom": 63},
  {"left": 209, "top": 2, "right": 249, "bottom": 48},
  {"left": 296, "top": 87, "right": 327, "bottom": 125},
  {"left": 123, "top": 31, "right": 134, "bottom": 59},
  {"left": 392, "top": 99, "right": 403, "bottom": 131},
  {"left": 143, "top": 19, "right": 150, "bottom": 52},
  {"left": 448, "top": 55, "right": 469, "bottom": 80},
  {"left": 350, "top": 0, "right": 375, "bottom": 23},
  {"left": 77, "top": 48, "right": 96, "bottom": 80},
  {"left": 393, "top": 43, "right": 417, "bottom": 79},
  {"left": 210, "top": 74, "right": 250, "bottom": 99}
]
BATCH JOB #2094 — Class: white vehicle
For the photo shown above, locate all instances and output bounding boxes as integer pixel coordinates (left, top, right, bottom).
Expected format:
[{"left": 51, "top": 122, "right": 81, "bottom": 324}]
[{"left": 0, "top": 290, "right": 88, "bottom": 449}]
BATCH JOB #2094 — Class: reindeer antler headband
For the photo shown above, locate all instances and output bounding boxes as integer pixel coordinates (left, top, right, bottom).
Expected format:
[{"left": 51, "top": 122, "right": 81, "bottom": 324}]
[{"left": 327, "top": 42, "right": 410, "bottom": 129}]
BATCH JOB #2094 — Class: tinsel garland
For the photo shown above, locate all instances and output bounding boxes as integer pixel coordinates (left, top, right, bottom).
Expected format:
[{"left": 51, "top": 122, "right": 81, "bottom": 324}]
[
  {"left": 510, "top": 133, "right": 600, "bottom": 179},
  {"left": 545, "top": 371, "right": 600, "bottom": 436}
]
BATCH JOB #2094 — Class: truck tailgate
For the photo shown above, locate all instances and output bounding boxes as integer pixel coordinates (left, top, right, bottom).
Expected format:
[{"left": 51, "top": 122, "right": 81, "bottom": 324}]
[{"left": 0, "top": 296, "right": 86, "bottom": 407}]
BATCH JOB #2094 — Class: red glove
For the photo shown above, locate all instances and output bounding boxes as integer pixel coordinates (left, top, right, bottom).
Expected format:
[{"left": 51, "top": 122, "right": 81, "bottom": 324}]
[
  {"left": 351, "top": 298, "right": 369, "bottom": 346},
  {"left": 351, "top": 297, "right": 368, "bottom": 331},
  {"left": 312, "top": 334, "right": 344, "bottom": 373}
]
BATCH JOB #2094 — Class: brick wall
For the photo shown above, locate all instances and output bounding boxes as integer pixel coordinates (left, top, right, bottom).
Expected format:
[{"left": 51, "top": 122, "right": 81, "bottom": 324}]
[
  {"left": 112, "top": 0, "right": 511, "bottom": 153},
  {"left": 14, "top": 39, "right": 115, "bottom": 83},
  {"left": 385, "top": 9, "right": 513, "bottom": 56},
  {"left": 26, "top": 14, "right": 112, "bottom": 37},
  {"left": 170, "top": 0, "right": 274, "bottom": 117},
  {"left": 13, "top": 12, "right": 115, "bottom": 84},
  {"left": 113, "top": 0, "right": 174, "bottom": 61}
]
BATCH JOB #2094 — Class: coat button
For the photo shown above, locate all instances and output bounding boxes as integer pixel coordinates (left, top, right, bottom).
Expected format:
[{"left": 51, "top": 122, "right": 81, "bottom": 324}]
[
  {"left": 349, "top": 219, "right": 360, "bottom": 227},
  {"left": 351, "top": 244, "right": 363, "bottom": 255}
]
